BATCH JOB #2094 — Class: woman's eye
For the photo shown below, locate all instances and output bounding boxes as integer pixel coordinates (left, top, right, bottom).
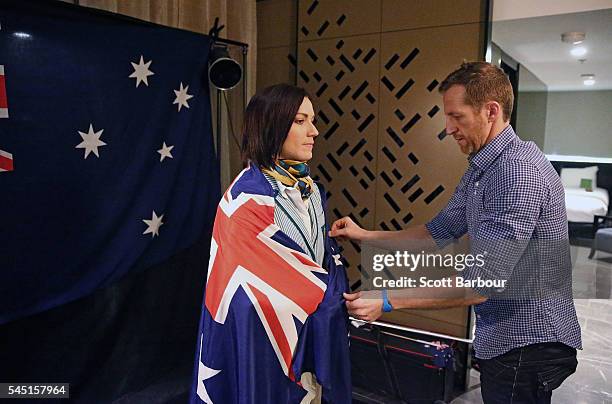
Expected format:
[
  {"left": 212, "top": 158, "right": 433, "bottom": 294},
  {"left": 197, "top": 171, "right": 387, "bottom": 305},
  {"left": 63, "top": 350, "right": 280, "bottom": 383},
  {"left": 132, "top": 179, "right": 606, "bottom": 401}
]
[{"left": 295, "top": 119, "right": 305, "bottom": 124}]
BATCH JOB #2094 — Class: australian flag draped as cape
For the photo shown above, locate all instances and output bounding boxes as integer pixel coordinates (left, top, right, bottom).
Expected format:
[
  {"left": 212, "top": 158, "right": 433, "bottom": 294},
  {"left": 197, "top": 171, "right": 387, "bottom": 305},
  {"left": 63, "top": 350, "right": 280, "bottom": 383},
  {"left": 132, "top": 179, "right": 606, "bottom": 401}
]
[{"left": 190, "top": 164, "right": 352, "bottom": 403}]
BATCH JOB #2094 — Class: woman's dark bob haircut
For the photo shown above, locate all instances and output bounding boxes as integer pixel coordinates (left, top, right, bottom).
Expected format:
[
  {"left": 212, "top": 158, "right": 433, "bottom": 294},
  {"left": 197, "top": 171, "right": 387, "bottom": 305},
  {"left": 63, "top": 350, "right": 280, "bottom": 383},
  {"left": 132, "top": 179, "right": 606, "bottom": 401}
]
[{"left": 241, "top": 84, "right": 310, "bottom": 168}]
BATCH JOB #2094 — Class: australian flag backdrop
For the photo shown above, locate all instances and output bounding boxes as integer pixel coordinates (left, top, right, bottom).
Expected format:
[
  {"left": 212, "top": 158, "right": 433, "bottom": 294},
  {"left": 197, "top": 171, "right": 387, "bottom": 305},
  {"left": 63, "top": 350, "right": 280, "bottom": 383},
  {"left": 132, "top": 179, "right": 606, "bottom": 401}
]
[{"left": 0, "top": 0, "right": 220, "bottom": 402}]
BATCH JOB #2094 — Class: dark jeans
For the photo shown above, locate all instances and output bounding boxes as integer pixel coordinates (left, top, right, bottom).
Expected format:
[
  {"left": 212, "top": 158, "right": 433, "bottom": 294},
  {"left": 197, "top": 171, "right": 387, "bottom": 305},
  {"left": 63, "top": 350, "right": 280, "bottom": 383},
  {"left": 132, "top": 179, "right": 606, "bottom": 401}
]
[{"left": 479, "top": 342, "right": 578, "bottom": 404}]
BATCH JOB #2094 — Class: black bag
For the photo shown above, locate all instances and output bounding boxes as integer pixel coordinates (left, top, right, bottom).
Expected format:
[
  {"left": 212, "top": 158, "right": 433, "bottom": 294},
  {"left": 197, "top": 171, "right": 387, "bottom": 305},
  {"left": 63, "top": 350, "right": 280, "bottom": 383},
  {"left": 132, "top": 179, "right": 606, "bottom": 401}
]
[{"left": 350, "top": 322, "right": 467, "bottom": 403}]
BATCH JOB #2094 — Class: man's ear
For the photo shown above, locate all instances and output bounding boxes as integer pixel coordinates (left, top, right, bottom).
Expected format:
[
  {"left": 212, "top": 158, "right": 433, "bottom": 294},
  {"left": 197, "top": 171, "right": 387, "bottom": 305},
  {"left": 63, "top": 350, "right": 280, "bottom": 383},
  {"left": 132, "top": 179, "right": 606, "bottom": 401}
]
[{"left": 486, "top": 102, "right": 501, "bottom": 122}]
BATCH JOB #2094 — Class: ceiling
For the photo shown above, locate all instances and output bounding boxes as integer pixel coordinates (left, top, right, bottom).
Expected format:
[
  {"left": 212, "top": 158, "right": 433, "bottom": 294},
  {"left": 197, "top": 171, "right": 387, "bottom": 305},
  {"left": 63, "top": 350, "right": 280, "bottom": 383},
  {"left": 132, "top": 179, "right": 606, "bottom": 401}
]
[
  {"left": 492, "top": 0, "right": 612, "bottom": 21},
  {"left": 492, "top": 8, "right": 612, "bottom": 91}
]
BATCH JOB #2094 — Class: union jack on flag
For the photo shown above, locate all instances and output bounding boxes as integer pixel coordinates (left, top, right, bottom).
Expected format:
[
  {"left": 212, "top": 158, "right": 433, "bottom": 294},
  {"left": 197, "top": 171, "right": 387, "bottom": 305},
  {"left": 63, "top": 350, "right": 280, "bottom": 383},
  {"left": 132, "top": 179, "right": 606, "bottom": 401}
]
[
  {"left": 1, "top": 62, "right": 14, "bottom": 173},
  {"left": 0, "top": 64, "right": 8, "bottom": 118},
  {"left": 206, "top": 170, "right": 327, "bottom": 378},
  {"left": 190, "top": 165, "right": 352, "bottom": 404},
  {"left": 0, "top": 148, "right": 13, "bottom": 172}
]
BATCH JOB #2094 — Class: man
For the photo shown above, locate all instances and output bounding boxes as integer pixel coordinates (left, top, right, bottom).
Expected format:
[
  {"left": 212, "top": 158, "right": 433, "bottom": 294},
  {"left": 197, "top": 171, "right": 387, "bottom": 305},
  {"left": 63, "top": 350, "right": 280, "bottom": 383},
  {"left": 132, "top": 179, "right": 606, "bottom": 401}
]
[{"left": 330, "top": 62, "right": 581, "bottom": 403}]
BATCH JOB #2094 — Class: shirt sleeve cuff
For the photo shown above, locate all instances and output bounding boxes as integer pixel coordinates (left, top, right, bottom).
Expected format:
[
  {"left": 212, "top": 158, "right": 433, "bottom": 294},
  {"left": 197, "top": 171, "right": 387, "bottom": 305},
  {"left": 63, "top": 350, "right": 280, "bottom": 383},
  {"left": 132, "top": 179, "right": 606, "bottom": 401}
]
[
  {"left": 459, "top": 266, "right": 493, "bottom": 298},
  {"left": 425, "top": 214, "right": 455, "bottom": 248}
]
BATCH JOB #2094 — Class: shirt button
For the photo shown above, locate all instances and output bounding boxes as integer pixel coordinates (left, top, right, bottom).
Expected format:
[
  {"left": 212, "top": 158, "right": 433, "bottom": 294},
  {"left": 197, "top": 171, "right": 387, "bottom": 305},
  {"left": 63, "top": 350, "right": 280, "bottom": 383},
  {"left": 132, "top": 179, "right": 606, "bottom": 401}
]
[
  {"left": 475, "top": 182, "right": 479, "bottom": 187},
  {"left": 477, "top": 315, "right": 481, "bottom": 319}
]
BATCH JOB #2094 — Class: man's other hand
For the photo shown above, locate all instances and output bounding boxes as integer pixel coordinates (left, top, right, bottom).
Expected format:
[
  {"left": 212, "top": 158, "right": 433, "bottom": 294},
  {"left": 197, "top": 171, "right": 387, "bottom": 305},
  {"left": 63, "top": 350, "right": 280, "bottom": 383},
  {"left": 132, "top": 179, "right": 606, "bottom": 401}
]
[
  {"left": 330, "top": 216, "right": 368, "bottom": 241},
  {"left": 343, "top": 291, "right": 383, "bottom": 322}
]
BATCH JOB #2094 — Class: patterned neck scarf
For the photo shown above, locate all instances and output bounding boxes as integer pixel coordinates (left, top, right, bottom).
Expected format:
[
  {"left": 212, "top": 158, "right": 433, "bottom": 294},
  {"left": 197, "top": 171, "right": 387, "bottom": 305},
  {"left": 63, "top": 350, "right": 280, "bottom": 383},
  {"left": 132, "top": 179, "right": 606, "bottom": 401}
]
[{"left": 263, "top": 159, "right": 314, "bottom": 200}]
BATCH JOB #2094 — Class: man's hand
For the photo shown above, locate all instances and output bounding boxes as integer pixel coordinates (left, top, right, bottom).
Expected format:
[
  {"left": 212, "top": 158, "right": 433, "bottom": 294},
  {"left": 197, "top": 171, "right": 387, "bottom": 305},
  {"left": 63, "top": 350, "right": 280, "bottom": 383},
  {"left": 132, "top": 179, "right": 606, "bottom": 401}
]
[
  {"left": 330, "top": 216, "right": 368, "bottom": 241},
  {"left": 343, "top": 291, "right": 383, "bottom": 322}
]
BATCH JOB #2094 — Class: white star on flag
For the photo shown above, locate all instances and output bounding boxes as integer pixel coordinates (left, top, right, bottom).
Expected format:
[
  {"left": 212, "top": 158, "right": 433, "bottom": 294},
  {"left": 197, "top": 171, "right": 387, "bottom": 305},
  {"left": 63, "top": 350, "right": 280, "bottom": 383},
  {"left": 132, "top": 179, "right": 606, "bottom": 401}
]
[
  {"left": 157, "top": 142, "right": 174, "bottom": 162},
  {"left": 129, "top": 55, "right": 154, "bottom": 87},
  {"left": 76, "top": 124, "right": 106, "bottom": 159},
  {"left": 173, "top": 82, "right": 193, "bottom": 111},
  {"left": 142, "top": 211, "right": 164, "bottom": 238},
  {"left": 197, "top": 334, "right": 221, "bottom": 403}
]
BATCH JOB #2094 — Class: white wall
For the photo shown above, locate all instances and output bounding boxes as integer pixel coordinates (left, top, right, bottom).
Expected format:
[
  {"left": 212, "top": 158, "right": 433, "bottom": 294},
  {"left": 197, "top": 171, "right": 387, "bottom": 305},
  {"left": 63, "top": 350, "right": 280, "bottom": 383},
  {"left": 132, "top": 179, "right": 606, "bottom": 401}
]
[
  {"left": 543, "top": 90, "right": 612, "bottom": 158},
  {"left": 516, "top": 65, "right": 548, "bottom": 150}
]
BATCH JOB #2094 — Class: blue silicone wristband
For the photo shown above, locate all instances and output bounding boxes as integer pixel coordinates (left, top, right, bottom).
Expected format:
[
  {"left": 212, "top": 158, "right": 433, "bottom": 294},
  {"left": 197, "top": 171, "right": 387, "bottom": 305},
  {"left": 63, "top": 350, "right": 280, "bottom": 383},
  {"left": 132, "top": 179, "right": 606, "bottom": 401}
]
[{"left": 382, "top": 289, "right": 393, "bottom": 312}]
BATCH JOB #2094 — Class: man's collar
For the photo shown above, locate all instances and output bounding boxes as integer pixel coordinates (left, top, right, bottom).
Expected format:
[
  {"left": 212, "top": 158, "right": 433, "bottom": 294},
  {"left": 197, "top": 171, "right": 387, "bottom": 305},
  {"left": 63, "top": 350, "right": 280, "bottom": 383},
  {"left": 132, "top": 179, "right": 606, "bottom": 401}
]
[{"left": 468, "top": 125, "right": 516, "bottom": 171}]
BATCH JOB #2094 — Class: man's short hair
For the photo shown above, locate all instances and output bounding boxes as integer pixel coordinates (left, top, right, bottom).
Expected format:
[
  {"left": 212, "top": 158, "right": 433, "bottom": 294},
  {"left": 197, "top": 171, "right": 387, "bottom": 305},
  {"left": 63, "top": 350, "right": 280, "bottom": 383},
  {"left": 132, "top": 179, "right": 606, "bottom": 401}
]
[{"left": 439, "top": 61, "right": 514, "bottom": 122}]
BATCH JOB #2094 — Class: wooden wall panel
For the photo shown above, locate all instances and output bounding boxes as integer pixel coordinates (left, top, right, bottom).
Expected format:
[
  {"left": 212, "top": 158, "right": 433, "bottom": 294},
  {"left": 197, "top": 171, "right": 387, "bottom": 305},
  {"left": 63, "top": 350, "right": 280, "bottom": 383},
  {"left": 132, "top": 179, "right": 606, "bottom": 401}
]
[
  {"left": 257, "top": 46, "right": 295, "bottom": 89},
  {"left": 257, "top": 0, "right": 297, "bottom": 49},
  {"left": 383, "top": 307, "right": 470, "bottom": 338},
  {"left": 297, "top": 34, "right": 380, "bottom": 285},
  {"left": 298, "top": 0, "right": 381, "bottom": 41},
  {"left": 256, "top": 0, "right": 297, "bottom": 89},
  {"left": 382, "top": 0, "right": 487, "bottom": 31},
  {"left": 375, "top": 24, "right": 482, "bottom": 232},
  {"left": 297, "top": 0, "right": 488, "bottom": 338},
  {"left": 372, "top": 24, "right": 484, "bottom": 337}
]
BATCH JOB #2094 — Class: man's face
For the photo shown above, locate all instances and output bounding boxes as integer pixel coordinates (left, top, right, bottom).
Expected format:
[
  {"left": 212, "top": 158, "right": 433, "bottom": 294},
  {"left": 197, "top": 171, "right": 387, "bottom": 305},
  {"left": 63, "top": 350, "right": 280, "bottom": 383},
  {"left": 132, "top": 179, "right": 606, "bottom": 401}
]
[{"left": 442, "top": 85, "right": 489, "bottom": 154}]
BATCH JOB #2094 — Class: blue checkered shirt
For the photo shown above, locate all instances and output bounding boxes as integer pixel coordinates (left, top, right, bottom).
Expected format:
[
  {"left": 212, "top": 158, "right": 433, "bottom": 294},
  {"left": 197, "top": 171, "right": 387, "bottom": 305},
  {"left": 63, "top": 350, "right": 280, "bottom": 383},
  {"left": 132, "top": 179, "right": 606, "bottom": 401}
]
[{"left": 426, "top": 125, "right": 582, "bottom": 359}]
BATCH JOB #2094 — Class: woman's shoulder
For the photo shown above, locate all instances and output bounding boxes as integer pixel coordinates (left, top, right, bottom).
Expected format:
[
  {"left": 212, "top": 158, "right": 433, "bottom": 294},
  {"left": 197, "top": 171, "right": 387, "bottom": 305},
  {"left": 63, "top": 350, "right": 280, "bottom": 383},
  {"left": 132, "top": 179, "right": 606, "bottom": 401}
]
[
  {"left": 312, "top": 179, "right": 324, "bottom": 193},
  {"left": 262, "top": 171, "right": 279, "bottom": 189},
  {"left": 311, "top": 180, "right": 327, "bottom": 202},
  {"left": 224, "top": 165, "right": 274, "bottom": 198},
  {"left": 309, "top": 181, "right": 327, "bottom": 213}
]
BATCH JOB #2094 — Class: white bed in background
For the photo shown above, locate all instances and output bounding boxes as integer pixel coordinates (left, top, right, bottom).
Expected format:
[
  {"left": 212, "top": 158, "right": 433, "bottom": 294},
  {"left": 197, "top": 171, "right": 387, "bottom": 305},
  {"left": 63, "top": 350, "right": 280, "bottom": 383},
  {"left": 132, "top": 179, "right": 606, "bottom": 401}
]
[
  {"left": 560, "top": 165, "right": 610, "bottom": 223},
  {"left": 564, "top": 187, "right": 609, "bottom": 223}
]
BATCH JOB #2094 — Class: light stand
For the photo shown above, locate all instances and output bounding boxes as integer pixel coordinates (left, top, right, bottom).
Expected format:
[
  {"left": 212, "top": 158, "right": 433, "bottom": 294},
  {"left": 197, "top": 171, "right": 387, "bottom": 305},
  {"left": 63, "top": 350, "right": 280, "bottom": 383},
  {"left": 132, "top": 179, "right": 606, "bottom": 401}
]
[{"left": 208, "top": 18, "right": 247, "bottom": 162}]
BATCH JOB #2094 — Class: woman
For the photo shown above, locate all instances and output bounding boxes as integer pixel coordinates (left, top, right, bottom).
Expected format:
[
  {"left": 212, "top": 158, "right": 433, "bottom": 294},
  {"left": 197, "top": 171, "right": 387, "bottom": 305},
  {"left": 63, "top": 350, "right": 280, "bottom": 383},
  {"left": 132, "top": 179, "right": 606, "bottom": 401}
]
[{"left": 191, "top": 84, "right": 351, "bottom": 404}]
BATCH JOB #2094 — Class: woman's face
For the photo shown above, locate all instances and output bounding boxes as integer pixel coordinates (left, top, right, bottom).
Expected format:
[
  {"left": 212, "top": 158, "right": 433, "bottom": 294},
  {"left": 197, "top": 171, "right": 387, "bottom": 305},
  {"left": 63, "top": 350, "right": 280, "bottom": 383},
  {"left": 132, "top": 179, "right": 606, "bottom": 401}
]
[{"left": 279, "top": 97, "right": 319, "bottom": 162}]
